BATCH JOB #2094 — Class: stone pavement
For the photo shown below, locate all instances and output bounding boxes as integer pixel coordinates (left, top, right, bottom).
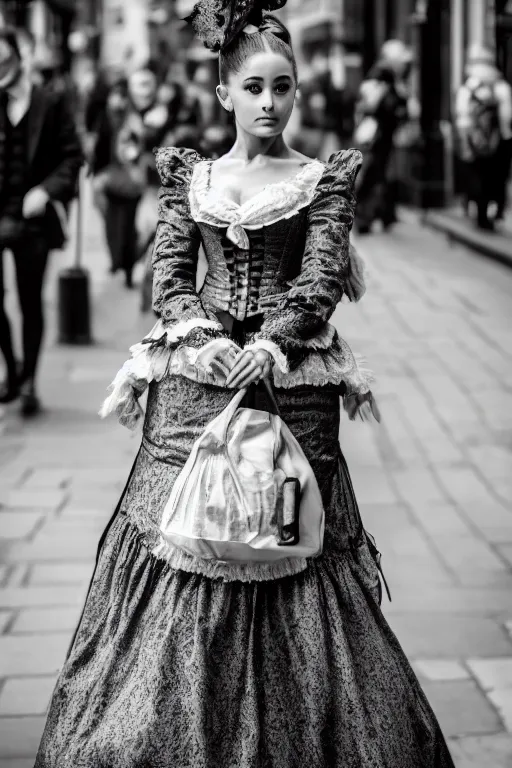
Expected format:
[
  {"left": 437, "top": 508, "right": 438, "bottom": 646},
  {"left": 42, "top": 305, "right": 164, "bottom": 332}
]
[{"left": 0, "top": 198, "right": 511, "bottom": 765}]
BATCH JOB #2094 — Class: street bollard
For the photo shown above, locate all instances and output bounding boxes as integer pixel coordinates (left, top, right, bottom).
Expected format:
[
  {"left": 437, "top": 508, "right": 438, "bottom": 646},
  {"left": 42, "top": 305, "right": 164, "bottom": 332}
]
[{"left": 58, "top": 166, "right": 93, "bottom": 345}]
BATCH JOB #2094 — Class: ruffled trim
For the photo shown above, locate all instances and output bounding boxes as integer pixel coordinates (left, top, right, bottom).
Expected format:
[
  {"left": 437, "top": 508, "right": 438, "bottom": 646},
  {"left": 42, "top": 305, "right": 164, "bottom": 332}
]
[
  {"left": 99, "top": 318, "right": 222, "bottom": 429},
  {"left": 151, "top": 538, "right": 309, "bottom": 583},
  {"left": 100, "top": 320, "right": 376, "bottom": 429},
  {"left": 271, "top": 333, "right": 373, "bottom": 391},
  {"left": 154, "top": 146, "right": 205, "bottom": 187},
  {"left": 189, "top": 159, "right": 326, "bottom": 248}
]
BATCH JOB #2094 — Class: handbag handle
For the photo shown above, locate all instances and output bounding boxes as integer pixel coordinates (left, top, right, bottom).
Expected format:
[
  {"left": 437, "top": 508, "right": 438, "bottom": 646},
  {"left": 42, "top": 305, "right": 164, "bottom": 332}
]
[
  {"left": 261, "top": 377, "right": 282, "bottom": 418},
  {"left": 218, "top": 379, "right": 282, "bottom": 445}
]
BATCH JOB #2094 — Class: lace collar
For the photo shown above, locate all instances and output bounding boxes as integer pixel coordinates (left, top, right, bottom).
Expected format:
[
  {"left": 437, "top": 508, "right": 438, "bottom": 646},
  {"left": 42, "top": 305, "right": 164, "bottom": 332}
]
[{"left": 189, "top": 159, "right": 325, "bottom": 250}]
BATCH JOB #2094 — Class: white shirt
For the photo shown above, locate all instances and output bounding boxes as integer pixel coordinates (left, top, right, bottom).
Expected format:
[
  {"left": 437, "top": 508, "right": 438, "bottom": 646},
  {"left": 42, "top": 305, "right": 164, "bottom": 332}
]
[{"left": 6, "top": 73, "right": 32, "bottom": 127}]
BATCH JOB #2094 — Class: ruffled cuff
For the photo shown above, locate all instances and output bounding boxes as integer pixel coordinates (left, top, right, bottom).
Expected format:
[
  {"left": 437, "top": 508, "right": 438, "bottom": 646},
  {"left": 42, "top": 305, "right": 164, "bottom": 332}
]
[
  {"left": 100, "top": 320, "right": 236, "bottom": 429},
  {"left": 149, "top": 317, "right": 223, "bottom": 346},
  {"left": 244, "top": 339, "right": 289, "bottom": 374}
]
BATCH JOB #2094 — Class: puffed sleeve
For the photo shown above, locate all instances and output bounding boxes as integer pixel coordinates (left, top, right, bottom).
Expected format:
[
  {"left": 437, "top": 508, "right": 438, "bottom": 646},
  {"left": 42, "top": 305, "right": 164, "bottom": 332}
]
[
  {"left": 253, "top": 149, "right": 363, "bottom": 369},
  {"left": 152, "top": 146, "right": 222, "bottom": 335}
]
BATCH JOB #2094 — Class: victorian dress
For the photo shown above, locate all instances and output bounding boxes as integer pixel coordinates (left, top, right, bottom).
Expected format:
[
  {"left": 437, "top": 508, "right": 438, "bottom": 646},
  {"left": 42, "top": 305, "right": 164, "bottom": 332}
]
[{"left": 34, "top": 148, "right": 455, "bottom": 767}]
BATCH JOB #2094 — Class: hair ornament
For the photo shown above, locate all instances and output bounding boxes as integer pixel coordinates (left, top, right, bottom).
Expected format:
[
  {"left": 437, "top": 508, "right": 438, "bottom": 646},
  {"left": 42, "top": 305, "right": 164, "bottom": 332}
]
[{"left": 185, "top": 0, "right": 287, "bottom": 52}]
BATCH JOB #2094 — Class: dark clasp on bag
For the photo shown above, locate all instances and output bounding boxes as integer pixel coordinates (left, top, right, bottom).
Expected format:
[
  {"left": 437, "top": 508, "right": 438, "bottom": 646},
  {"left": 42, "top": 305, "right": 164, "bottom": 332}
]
[{"left": 277, "top": 477, "right": 301, "bottom": 546}]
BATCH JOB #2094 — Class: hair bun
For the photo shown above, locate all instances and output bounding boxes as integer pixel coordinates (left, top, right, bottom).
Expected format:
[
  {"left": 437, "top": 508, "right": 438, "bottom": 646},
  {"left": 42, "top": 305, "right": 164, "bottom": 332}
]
[{"left": 186, "top": 0, "right": 287, "bottom": 52}]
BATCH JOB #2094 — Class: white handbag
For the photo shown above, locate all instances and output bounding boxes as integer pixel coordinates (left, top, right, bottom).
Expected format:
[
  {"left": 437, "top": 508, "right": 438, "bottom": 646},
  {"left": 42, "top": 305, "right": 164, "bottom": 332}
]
[{"left": 152, "top": 382, "right": 325, "bottom": 564}]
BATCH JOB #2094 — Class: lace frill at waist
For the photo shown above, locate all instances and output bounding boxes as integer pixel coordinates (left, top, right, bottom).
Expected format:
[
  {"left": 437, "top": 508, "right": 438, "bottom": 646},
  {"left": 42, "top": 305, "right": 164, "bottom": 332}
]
[{"left": 99, "top": 318, "right": 375, "bottom": 431}]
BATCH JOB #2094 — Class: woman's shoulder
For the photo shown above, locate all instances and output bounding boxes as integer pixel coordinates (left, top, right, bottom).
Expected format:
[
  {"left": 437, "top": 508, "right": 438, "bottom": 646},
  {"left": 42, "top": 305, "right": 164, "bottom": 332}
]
[
  {"left": 310, "top": 149, "right": 363, "bottom": 199},
  {"left": 322, "top": 148, "right": 363, "bottom": 173},
  {"left": 154, "top": 145, "right": 206, "bottom": 187}
]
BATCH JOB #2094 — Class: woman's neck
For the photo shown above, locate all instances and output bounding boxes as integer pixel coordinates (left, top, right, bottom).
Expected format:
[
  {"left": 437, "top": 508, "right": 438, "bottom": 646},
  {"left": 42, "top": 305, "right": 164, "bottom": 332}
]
[{"left": 227, "top": 131, "right": 291, "bottom": 163}]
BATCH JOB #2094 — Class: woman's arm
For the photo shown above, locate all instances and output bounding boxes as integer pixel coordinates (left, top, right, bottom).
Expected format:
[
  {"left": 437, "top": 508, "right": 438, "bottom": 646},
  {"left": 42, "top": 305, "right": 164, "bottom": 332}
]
[
  {"left": 152, "top": 147, "right": 221, "bottom": 335},
  {"left": 252, "top": 149, "right": 363, "bottom": 370}
]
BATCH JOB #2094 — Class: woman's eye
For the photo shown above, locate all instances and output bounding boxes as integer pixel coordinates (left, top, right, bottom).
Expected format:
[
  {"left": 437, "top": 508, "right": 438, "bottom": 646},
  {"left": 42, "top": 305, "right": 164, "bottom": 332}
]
[
  {"left": 275, "top": 84, "right": 291, "bottom": 94},
  {"left": 246, "top": 84, "right": 262, "bottom": 94}
]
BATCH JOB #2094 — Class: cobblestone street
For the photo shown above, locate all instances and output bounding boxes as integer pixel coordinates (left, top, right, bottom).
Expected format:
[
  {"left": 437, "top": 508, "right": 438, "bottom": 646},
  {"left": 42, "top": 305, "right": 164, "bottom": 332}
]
[{"left": 0, "top": 197, "right": 512, "bottom": 765}]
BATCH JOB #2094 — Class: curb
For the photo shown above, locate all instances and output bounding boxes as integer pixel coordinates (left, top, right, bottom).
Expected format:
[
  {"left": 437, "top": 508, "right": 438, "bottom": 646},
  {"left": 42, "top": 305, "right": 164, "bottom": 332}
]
[{"left": 424, "top": 211, "right": 512, "bottom": 269}]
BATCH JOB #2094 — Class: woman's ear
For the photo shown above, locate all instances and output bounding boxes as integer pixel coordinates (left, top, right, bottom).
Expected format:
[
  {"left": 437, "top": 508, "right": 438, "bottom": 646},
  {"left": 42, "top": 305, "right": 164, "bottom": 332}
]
[
  {"left": 294, "top": 86, "right": 302, "bottom": 107},
  {"left": 216, "top": 84, "right": 233, "bottom": 112}
]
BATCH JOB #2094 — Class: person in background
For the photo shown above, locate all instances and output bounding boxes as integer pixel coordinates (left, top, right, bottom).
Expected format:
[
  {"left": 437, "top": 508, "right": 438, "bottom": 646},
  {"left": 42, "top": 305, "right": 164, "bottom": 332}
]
[
  {"left": 91, "top": 77, "right": 146, "bottom": 288},
  {"left": 455, "top": 45, "right": 512, "bottom": 230},
  {"left": 0, "top": 27, "right": 82, "bottom": 414},
  {"left": 353, "top": 39, "right": 411, "bottom": 233}
]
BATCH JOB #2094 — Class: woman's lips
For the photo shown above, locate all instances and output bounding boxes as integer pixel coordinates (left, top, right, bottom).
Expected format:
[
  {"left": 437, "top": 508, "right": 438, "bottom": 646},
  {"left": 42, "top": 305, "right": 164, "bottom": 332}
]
[{"left": 256, "top": 116, "right": 278, "bottom": 122}]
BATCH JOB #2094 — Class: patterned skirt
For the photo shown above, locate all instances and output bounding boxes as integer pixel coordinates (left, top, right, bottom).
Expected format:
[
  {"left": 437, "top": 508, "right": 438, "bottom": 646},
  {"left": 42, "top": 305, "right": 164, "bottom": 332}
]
[{"left": 34, "top": 375, "right": 455, "bottom": 767}]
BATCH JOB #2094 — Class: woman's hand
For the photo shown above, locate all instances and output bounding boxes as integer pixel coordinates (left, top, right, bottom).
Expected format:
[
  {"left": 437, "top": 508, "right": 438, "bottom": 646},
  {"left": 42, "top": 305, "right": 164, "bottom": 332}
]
[{"left": 225, "top": 349, "right": 273, "bottom": 389}]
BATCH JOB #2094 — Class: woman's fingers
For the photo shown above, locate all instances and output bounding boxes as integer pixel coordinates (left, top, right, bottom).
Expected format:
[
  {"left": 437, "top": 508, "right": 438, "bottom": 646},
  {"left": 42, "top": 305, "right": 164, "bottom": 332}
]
[
  {"left": 225, "top": 350, "right": 254, "bottom": 386},
  {"left": 227, "top": 359, "right": 261, "bottom": 389}
]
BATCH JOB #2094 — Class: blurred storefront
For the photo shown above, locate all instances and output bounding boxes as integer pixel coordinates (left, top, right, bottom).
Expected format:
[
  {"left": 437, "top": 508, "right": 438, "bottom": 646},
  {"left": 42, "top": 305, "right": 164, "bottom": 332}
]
[
  {"left": 344, "top": 0, "right": 511, "bottom": 209},
  {"left": 0, "top": 0, "right": 77, "bottom": 73}
]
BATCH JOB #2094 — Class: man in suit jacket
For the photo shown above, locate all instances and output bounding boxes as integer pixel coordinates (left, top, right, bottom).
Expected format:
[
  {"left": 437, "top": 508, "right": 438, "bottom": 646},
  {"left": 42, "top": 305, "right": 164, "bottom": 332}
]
[{"left": 0, "top": 27, "right": 83, "bottom": 416}]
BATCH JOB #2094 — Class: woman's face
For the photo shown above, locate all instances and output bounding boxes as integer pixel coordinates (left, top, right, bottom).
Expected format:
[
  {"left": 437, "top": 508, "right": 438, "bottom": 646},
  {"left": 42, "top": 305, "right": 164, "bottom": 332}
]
[{"left": 224, "top": 50, "right": 296, "bottom": 138}]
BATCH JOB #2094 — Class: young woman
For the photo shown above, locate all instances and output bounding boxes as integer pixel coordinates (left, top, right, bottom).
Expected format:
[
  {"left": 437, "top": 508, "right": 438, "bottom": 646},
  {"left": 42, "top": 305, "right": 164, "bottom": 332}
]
[{"left": 35, "top": 2, "right": 455, "bottom": 766}]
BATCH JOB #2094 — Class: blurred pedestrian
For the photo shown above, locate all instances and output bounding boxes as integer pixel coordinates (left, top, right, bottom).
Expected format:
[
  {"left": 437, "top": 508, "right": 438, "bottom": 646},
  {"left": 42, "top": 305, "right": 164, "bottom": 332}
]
[
  {"left": 0, "top": 27, "right": 82, "bottom": 415},
  {"left": 91, "top": 82, "right": 146, "bottom": 288},
  {"left": 455, "top": 45, "right": 512, "bottom": 230},
  {"left": 353, "top": 39, "right": 412, "bottom": 233}
]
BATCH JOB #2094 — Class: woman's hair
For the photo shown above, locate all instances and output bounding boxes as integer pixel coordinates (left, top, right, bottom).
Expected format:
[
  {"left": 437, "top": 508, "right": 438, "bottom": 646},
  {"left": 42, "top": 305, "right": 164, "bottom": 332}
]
[{"left": 219, "top": 14, "right": 297, "bottom": 84}]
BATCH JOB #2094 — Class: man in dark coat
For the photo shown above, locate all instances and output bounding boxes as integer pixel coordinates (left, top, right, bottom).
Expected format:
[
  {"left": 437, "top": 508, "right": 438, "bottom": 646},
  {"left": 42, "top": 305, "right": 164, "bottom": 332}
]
[{"left": 0, "top": 27, "right": 83, "bottom": 415}]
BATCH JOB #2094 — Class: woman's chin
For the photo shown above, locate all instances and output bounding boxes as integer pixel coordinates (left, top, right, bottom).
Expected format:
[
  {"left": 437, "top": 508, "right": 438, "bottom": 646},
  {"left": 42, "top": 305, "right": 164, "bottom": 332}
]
[{"left": 248, "top": 124, "right": 283, "bottom": 138}]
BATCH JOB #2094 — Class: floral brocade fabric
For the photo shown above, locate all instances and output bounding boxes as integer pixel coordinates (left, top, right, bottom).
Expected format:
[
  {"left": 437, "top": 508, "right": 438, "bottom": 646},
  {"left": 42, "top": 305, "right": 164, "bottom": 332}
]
[{"left": 34, "top": 147, "right": 456, "bottom": 767}]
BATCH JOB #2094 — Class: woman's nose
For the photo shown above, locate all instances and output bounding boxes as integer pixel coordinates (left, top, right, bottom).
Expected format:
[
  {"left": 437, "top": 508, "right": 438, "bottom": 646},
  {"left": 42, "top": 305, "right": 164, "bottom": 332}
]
[{"left": 261, "top": 91, "right": 275, "bottom": 111}]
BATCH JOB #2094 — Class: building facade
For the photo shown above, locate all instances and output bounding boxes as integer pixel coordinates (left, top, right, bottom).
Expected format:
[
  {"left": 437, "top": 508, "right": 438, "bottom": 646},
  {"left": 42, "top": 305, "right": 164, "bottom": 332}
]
[{"left": 342, "top": 0, "right": 512, "bottom": 207}]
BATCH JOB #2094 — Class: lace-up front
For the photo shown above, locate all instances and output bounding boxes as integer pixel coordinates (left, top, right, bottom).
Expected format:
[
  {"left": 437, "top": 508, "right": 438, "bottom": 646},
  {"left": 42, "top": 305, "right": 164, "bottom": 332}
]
[{"left": 189, "top": 159, "right": 325, "bottom": 321}]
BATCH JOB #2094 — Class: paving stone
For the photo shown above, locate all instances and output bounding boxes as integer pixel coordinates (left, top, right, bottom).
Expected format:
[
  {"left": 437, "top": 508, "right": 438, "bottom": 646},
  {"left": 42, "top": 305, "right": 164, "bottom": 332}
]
[
  {"left": 5, "top": 565, "right": 29, "bottom": 588},
  {"left": 11, "top": 532, "right": 100, "bottom": 561},
  {"left": 391, "top": 467, "right": 448, "bottom": 505},
  {"left": 60, "top": 503, "right": 113, "bottom": 519},
  {"left": 0, "top": 586, "right": 87, "bottom": 609},
  {"left": 422, "top": 679, "right": 503, "bottom": 737},
  {"left": 68, "top": 468, "right": 130, "bottom": 490},
  {"left": 0, "top": 611, "right": 12, "bottom": 633},
  {"left": 388, "top": 614, "right": 512, "bottom": 657},
  {"left": 0, "top": 676, "right": 57, "bottom": 715},
  {"left": 467, "top": 658, "right": 512, "bottom": 692},
  {"left": 407, "top": 502, "right": 511, "bottom": 585},
  {"left": 0, "top": 513, "right": 43, "bottom": 541},
  {"left": 29, "top": 562, "right": 92, "bottom": 586},
  {"left": 447, "top": 734, "right": 512, "bottom": 767},
  {"left": 413, "top": 659, "right": 470, "bottom": 682},
  {"left": 497, "top": 545, "right": 512, "bottom": 568},
  {"left": 11, "top": 606, "right": 82, "bottom": 634},
  {"left": 385, "top": 586, "right": 512, "bottom": 618},
  {"left": 0, "top": 490, "right": 66, "bottom": 512},
  {"left": 488, "top": 689, "right": 512, "bottom": 732},
  {"left": 22, "top": 469, "right": 72, "bottom": 490},
  {"left": 346, "top": 467, "right": 398, "bottom": 505},
  {"left": 0, "top": 717, "right": 46, "bottom": 758},
  {"left": 0, "top": 634, "right": 69, "bottom": 675}
]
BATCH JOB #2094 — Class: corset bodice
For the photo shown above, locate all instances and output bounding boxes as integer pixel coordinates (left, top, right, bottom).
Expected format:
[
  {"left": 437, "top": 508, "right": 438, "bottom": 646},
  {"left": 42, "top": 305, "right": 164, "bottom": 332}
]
[
  {"left": 197, "top": 213, "right": 308, "bottom": 321},
  {"left": 189, "top": 158, "right": 325, "bottom": 322}
]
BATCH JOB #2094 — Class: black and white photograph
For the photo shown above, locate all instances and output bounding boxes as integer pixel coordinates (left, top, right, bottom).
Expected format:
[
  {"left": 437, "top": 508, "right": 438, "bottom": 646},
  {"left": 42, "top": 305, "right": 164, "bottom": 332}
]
[{"left": 0, "top": 0, "right": 511, "bottom": 766}]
